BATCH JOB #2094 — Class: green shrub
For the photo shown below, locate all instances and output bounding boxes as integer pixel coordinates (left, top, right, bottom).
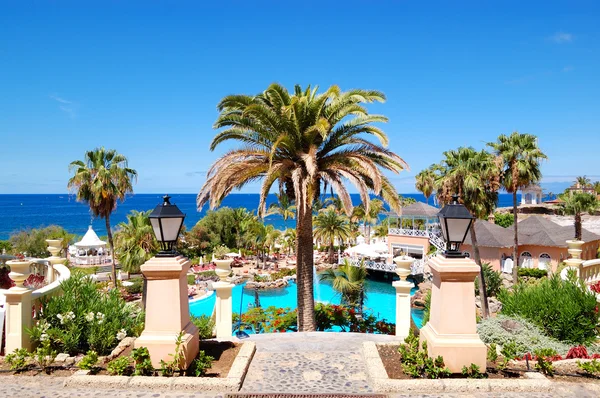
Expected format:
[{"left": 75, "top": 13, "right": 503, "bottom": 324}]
[
  {"left": 270, "top": 268, "right": 296, "bottom": 281},
  {"left": 253, "top": 274, "right": 269, "bottom": 282},
  {"left": 478, "top": 315, "right": 571, "bottom": 356},
  {"left": 533, "top": 348, "right": 556, "bottom": 376},
  {"left": 191, "top": 351, "right": 214, "bottom": 377},
  {"left": 461, "top": 363, "right": 485, "bottom": 378},
  {"left": 159, "top": 331, "right": 185, "bottom": 377},
  {"left": 5, "top": 348, "right": 30, "bottom": 371},
  {"left": 518, "top": 268, "right": 548, "bottom": 279},
  {"left": 191, "top": 315, "right": 215, "bottom": 339},
  {"left": 487, "top": 343, "right": 498, "bottom": 363},
  {"left": 125, "top": 279, "right": 143, "bottom": 294},
  {"left": 578, "top": 359, "right": 600, "bottom": 375},
  {"left": 28, "top": 271, "right": 145, "bottom": 355},
  {"left": 494, "top": 213, "right": 514, "bottom": 228},
  {"left": 107, "top": 356, "right": 131, "bottom": 376},
  {"left": 132, "top": 347, "right": 154, "bottom": 376},
  {"left": 78, "top": 350, "right": 99, "bottom": 370},
  {"left": 422, "top": 290, "right": 431, "bottom": 324},
  {"left": 196, "top": 270, "right": 219, "bottom": 281},
  {"left": 397, "top": 331, "right": 451, "bottom": 379},
  {"left": 187, "top": 274, "right": 196, "bottom": 285},
  {"left": 475, "top": 263, "right": 502, "bottom": 297},
  {"left": 497, "top": 273, "right": 599, "bottom": 344}
]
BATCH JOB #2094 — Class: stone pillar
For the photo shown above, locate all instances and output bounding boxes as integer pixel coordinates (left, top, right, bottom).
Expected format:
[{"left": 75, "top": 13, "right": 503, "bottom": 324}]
[
  {"left": 393, "top": 255, "right": 414, "bottom": 339},
  {"left": 419, "top": 255, "right": 486, "bottom": 373},
  {"left": 4, "top": 289, "right": 33, "bottom": 353},
  {"left": 45, "top": 239, "right": 64, "bottom": 284},
  {"left": 213, "top": 281, "right": 234, "bottom": 339},
  {"left": 134, "top": 255, "right": 199, "bottom": 369}
]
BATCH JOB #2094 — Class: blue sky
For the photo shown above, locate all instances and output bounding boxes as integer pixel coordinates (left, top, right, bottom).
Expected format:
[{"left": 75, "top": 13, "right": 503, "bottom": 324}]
[{"left": 1, "top": 1, "right": 599, "bottom": 195}]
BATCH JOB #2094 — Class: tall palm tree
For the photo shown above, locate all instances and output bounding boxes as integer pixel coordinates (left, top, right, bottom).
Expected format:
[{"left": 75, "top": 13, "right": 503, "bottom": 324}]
[
  {"left": 266, "top": 193, "right": 296, "bottom": 227},
  {"left": 313, "top": 208, "right": 352, "bottom": 263},
  {"left": 68, "top": 148, "right": 137, "bottom": 283},
  {"left": 558, "top": 192, "right": 599, "bottom": 240},
  {"left": 576, "top": 176, "right": 592, "bottom": 187},
  {"left": 197, "top": 84, "right": 408, "bottom": 331},
  {"left": 352, "top": 199, "right": 385, "bottom": 244},
  {"left": 319, "top": 259, "right": 368, "bottom": 309},
  {"left": 283, "top": 228, "right": 297, "bottom": 255},
  {"left": 415, "top": 167, "right": 436, "bottom": 204},
  {"left": 592, "top": 181, "right": 600, "bottom": 195},
  {"left": 114, "top": 210, "right": 157, "bottom": 274},
  {"left": 488, "top": 132, "right": 547, "bottom": 282},
  {"left": 435, "top": 147, "right": 501, "bottom": 318}
]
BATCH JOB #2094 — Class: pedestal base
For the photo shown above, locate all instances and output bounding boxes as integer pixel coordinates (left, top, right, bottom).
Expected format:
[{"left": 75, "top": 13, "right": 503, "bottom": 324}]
[
  {"left": 392, "top": 280, "right": 413, "bottom": 339},
  {"left": 134, "top": 321, "right": 199, "bottom": 369},
  {"left": 420, "top": 323, "right": 486, "bottom": 373},
  {"left": 4, "top": 288, "right": 32, "bottom": 353},
  {"left": 214, "top": 282, "right": 234, "bottom": 339}
]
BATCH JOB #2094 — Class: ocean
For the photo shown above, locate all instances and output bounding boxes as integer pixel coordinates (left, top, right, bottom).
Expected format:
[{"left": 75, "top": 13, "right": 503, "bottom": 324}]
[{"left": 0, "top": 193, "right": 519, "bottom": 240}]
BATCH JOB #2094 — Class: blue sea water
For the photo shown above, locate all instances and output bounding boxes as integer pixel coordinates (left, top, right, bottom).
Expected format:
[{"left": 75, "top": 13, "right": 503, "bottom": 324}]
[{"left": 0, "top": 193, "right": 519, "bottom": 240}]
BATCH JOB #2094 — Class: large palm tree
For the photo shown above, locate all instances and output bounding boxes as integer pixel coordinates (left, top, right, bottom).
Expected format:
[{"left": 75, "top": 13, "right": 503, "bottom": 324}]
[
  {"left": 313, "top": 207, "right": 352, "bottom": 263},
  {"left": 114, "top": 210, "right": 157, "bottom": 274},
  {"left": 415, "top": 167, "right": 436, "bottom": 205},
  {"left": 435, "top": 147, "right": 501, "bottom": 318},
  {"left": 558, "top": 192, "right": 599, "bottom": 240},
  {"left": 592, "top": 181, "right": 600, "bottom": 195},
  {"left": 197, "top": 84, "right": 408, "bottom": 331},
  {"left": 576, "top": 176, "right": 592, "bottom": 188},
  {"left": 319, "top": 259, "right": 368, "bottom": 309},
  {"left": 488, "top": 132, "right": 547, "bottom": 282},
  {"left": 266, "top": 193, "right": 296, "bottom": 227},
  {"left": 68, "top": 148, "right": 137, "bottom": 283},
  {"left": 352, "top": 199, "right": 385, "bottom": 244}
]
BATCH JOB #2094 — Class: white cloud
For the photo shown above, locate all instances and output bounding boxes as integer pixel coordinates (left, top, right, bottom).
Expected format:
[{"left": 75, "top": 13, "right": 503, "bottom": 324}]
[
  {"left": 49, "top": 94, "right": 77, "bottom": 118},
  {"left": 550, "top": 32, "right": 573, "bottom": 44},
  {"left": 49, "top": 94, "right": 72, "bottom": 104}
]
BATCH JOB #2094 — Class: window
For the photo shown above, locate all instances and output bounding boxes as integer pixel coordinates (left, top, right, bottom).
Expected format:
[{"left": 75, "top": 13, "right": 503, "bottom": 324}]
[
  {"left": 520, "top": 251, "right": 533, "bottom": 268},
  {"left": 539, "top": 253, "right": 551, "bottom": 270}
]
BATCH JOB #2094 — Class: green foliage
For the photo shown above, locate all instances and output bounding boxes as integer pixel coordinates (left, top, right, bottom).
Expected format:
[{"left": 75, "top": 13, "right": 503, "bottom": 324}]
[
  {"left": 577, "top": 359, "right": 600, "bottom": 375},
  {"left": 0, "top": 240, "right": 13, "bottom": 253},
  {"left": 29, "top": 271, "right": 144, "bottom": 355},
  {"left": 159, "top": 331, "right": 185, "bottom": 377},
  {"left": 9, "top": 225, "right": 73, "bottom": 257},
  {"left": 318, "top": 260, "right": 367, "bottom": 308},
  {"left": 478, "top": 315, "right": 571, "bottom": 357},
  {"left": 107, "top": 356, "right": 131, "bottom": 376},
  {"left": 398, "top": 331, "right": 451, "bottom": 379},
  {"left": 253, "top": 274, "right": 269, "bottom": 282},
  {"left": 78, "top": 350, "right": 99, "bottom": 370},
  {"left": 270, "top": 268, "right": 296, "bottom": 281},
  {"left": 32, "top": 338, "right": 57, "bottom": 373},
  {"left": 487, "top": 343, "right": 498, "bottom": 363},
  {"left": 212, "top": 244, "right": 230, "bottom": 260},
  {"left": 493, "top": 212, "right": 514, "bottom": 228},
  {"left": 422, "top": 290, "right": 431, "bottom": 324},
  {"left": 191, "top": 315, "right": 215, "bottom": 340},
  {"left": 5, "top": 348, "right": 30, "bottom": 371},
  {"left": 125, "top": 279, "right": 143, "bottom": 294},
  {"left": 114, "top": 210, "right": 157, "bottom": 274},
  {"left": 497, "top": 273, "right": 599, "bottom": 344},
  {"left": 132, "top": 347, "right": 154, "bottom": 376},
  {"left": 475, "top": 263, "right": 502, "bottom": 297},
  {"left": 187, "top": 274, "right": 196, "bottom": 285},
  {"left": 191, "top": 351, "right": 214, "bottom": 377},
  {"left": 533, "top": 348, "right": 556, "bottom": 376},
  {"left": 517, "top": 268, "right": 548, "bottom": 279},
  {"left": 462, "top": 363, "right": 485, "bottom": 379}
]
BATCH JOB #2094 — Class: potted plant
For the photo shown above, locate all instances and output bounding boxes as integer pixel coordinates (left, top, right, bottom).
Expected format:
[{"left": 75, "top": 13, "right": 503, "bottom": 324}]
[
  {"left": 6, "top": 253, "right": 31, "bottom": 289},
  {"left": 212, "top": 245, "right": 232, "bottom": 281}
]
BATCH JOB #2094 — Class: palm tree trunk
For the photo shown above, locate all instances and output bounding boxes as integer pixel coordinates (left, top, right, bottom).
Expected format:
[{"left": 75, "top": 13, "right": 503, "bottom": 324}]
[
  {"left": 511, "top": 186, "right": 519, "bottom": 283},
  {"left": 296, "top": 201, "right": 316, "bottom": 331},
  {"left": 141, "top": 275, "right": 147, "bottom": 311},
  {"left": 470, "top": 223, "right": 489, "bottom": 318},
  {"left": 105, "top": 215, "right": 117, "bottom": 284},
  {"left": 575, "top": 212, "right": 582, "bottom": 240},
  {"left": 329, "top": 240, "right": 335, "bottom": 264}
]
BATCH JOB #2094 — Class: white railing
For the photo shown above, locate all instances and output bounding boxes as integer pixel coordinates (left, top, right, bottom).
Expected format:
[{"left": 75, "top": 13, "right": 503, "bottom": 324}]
[
  {"left": 345, "top": 257, "right": 426, "bottom": 275},
  {"left": 580, "top": 259, "right": 600, "bottom": 286},
  {"left": 388, "top": 228, "right": 446, "bottom": 253}
]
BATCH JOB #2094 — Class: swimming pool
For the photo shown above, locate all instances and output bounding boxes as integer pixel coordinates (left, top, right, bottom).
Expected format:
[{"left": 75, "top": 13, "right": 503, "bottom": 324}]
[{"left": 189, "top": 277, "right": 425, "bottom": 331}]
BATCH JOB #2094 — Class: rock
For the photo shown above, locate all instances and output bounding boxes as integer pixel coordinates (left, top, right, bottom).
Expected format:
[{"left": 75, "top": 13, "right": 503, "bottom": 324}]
[
  {"left": 488, "top": 298, "right": 502, "bottom": 314},
  {"left": 412, "top": 299, "right": 426, "bottom": 308},
  {"left": 55, "top": 353, "right": 70, "bottom": 362},
  {"left": 65, "top": 356, "right": 76, "bottom": 366},
  {"left": 120, "top": 337, "right": 135, "bottom": 348},
  {"left": 500, "top": 318, "right": 522, "bottom": 332}
]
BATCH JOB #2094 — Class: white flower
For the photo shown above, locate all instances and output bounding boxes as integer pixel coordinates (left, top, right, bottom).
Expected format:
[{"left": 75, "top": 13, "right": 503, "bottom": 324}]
[
  {"left": 116, "top": 329, "right": 127, "bottom": 341},
  {"left": 40, "top": 333, "right": 49, "bottom": 342},
  {"left": 57, "top": 314, "right": 64, "bottom": 324},
  {"left": 96, "top": 312, "right": 105, "bottom": 324},
  {"left": 67, "top": 311, "right": 75, "bottom": 320},
  {"left": 85, "top": 312, "right": 95, "bottom": 322}
]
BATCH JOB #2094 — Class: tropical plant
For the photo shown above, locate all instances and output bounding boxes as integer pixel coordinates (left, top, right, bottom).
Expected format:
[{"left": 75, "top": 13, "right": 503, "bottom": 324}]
[
  {"left": 68, "top": 147, "right": 137, "bottom": 283},
  {"left": 398, "top": 332, "right": 451, "bottom": 379},
  {"left": 9, "top": 225, "right": 74, "bottom": 258},
  {"left": 319, "top": 259, "right": 367, "bottom": 309},
  {"left": 497, "top": 273, "right": 599, "bottom": 344},
  {"left": 313, "top": 207, "right": 351, "bottom": 263},
  {"left": 107, "top": 356, "right": 131, "bottom": 376},
  {"left": 557, "top": 192, "right": 599, "bottom": 240},
  {"left": 197, "top": 84, "right": 408, "bottom": 331},
  {"left": 282, "top": 228, "right": 296, "bottom": 255},
  {"left": 191, "top": 315, "right": 215, "bottom": 340},
  {"left": 434, "top": 147, "right": 501, "bottom": 318},
  {"left": 493, "top": 212, "right": 514, "bottom": 228},
  {"left": 192, "top": 351, "right": 214, "bottom": 377},
  {"left": 132, "top": 346, "right": 154, "bottom": 376},
  {"left": 576, "top": 175, "right": 592, "bottom": 187},
  {"left": 114, "top": 210, "right": 157, "bottom": 274},
  {"left": 352, "top": 199, "right": 385, "bottom": 245},
  {"left": 415, "top": 167, "right": 436, "bottom": 204},
  {"left": 78, "top": 350, "right": 99, "bottom": 370},
  {"left": 266, "top": 193, "right": 296, "bottom": 227},
  {"left": 373, "top": 218, "right": 390, "bottom": 239},
  {"left": 488, "top": 132, "right": 547, "bottom": 282},
  {"left": 398, "top": 195, "right": 417, "bottom": 208},
  {"left": 593, "top": 181, "right": 600, "bottom": 195},
  {"left": 474, "top": 263, "right": 502, "bottom": 298}
]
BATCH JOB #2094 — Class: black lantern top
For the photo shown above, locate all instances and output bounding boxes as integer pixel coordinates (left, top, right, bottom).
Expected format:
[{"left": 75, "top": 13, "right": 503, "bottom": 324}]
[
  {"left": 149, "top": 195, "right": 186, "bottom": 256},
  {"left": 437, "top": 194, "right": 474, "bottom": 258}
]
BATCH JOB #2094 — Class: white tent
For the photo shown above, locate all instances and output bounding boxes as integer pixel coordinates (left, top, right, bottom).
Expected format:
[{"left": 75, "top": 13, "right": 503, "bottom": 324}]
[
  {"left": 371, "top": 241, "right": 389, "bottom": 253},
  {"left": 345, "top": 243, "right": 382, "bottom": 258},
  {"left": 72, "top": 226, "right": 108, "bottom": 265}
]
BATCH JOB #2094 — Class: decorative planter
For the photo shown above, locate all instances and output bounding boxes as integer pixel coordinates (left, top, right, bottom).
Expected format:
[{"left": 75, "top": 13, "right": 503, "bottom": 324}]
[
  {"left": 566, "top": 240, "right": 584, "bottom": 259},
  {"left": 6, "top": 259, "right": 31, "bottom": 289},
  {"left": 46, "top": 239, "right": 63, "bottom": 258},
  {"left": 393, "top": 255, "right": 414, "bottom": 281},
  {"left": 214, "top": 259, "right": 233, "bottom": 281}
]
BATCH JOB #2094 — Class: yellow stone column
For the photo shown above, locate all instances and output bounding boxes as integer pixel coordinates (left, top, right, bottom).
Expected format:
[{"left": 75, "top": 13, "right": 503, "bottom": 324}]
[
  {"left": 213, "top": 258, "right": 234, "bottom": 339},
  {"left": 393, "top": 255, "right": 414, "bottom": 339},
  {"left": 4, "top": 259, "right": 33, "bottom": 352}
]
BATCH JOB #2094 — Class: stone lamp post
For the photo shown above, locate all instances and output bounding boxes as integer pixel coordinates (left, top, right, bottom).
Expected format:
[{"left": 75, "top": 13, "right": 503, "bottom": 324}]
[
  {"left": 135, "top": 195, "right": 199, "bottom": 369},
  {"left": 393, "top": 255, "right": 415, "bottom": 339},
  {"left": 420, "top": 195, "right": 486, "bottom": 373},
  {"left": 4, "top": 257, "right": 33, "bottom": 352}
]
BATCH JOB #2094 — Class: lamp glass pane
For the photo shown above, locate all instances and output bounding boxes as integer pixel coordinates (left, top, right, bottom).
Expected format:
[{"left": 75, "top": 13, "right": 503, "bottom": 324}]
[
  {"left": 160, "top": 217, "right": 183, "bottom": 242},
  {"left": 150, "top": 218, "right": 163, "bottom": 242},
  {"left": 439, "top": 218, "right": 448, "bottom": 242},
  {"left": 446, "top": 218, "right": 471, "bottom": 243}
]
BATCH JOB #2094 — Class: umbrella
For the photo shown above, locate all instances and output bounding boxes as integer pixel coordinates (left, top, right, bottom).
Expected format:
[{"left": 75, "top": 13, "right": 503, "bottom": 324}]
[
  {"left": 225, "top": 252, "right": 241, "bottom": 258},
  {"left": 371, "top": 241, "right": 389, "bottom": 253}
]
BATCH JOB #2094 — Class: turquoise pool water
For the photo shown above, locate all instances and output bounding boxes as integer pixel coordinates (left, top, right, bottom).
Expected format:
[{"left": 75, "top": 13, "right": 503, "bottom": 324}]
[{"left": 189, "top": 277, "right": 425, "bottom": 331}]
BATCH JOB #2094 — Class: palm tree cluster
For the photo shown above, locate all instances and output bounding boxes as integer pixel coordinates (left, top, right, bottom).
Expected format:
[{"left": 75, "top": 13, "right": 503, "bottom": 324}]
[{"left": 198, "top": 84, "right": 408, "bottom": 331}]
